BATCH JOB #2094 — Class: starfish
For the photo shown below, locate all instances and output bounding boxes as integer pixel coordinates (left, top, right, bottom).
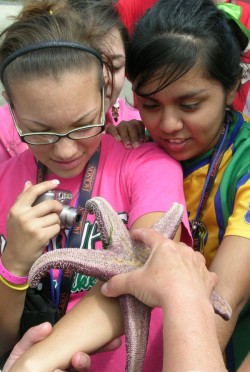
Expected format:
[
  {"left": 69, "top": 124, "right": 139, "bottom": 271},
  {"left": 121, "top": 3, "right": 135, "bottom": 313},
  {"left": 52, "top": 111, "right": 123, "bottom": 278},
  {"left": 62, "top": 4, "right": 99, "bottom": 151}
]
[{"left": 29, "top": 197, "right": 232, "bottom": 372}]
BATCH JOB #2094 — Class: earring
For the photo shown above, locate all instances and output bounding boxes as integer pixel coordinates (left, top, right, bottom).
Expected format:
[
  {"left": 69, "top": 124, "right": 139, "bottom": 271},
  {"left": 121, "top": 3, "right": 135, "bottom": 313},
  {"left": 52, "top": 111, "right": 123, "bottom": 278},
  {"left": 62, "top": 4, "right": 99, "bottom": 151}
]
[{"left": 112, "top": 99, "right": 120, "bottom": 122}]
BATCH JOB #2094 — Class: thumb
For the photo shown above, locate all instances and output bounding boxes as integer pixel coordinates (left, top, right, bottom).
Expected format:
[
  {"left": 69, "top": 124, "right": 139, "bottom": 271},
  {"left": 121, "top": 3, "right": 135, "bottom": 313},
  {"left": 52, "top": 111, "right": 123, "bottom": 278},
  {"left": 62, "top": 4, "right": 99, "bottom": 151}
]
[
  {"left": 3, "top": 323, "right": 52, "bottom": 372},
  {"left": 101, "top": 272, "right": 134, "bottom": 298}
]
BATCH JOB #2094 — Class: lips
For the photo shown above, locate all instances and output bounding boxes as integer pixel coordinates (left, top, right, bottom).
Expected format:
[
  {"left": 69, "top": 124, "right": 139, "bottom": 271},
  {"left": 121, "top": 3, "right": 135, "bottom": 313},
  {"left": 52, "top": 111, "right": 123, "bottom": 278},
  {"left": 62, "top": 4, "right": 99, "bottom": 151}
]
[
  {"left": 166, "top": 138, "right": 187, "bottom": 144},
  {"left": 51, "top": 156, "right": 82, "bottom": 170},
  {"left": 160, "top": 137, "right": 190, "bottom": 153}
]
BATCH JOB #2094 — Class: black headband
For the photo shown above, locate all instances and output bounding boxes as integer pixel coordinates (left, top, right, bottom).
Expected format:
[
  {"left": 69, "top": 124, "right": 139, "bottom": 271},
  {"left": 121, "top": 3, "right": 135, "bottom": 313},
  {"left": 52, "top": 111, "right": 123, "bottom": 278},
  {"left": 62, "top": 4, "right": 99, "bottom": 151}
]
[{"left": 0, "top": 40, "right": 103, "bottom": 83}]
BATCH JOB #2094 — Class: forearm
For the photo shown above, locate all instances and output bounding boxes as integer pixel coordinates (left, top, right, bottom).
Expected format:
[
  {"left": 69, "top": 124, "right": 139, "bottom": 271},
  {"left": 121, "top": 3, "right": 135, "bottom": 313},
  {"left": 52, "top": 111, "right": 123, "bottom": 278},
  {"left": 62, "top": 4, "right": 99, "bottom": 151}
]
[
  {"left": 214, "top": 288, "right": 247, "bottom": 352},
  {"left": 162, "top": 295, "right": 226, "bottom": 372},
  {"left": 0, "top": 280, "right": 26, "bottom": 355},
  {"left": 209, "top": 236, "right": 250, "bottom": 352},
  {"left": 0, "top": 248, "right": 31, "bottom": 355},
  {"left": 9, "top": 281, "right": 124, "bottom": 372}
]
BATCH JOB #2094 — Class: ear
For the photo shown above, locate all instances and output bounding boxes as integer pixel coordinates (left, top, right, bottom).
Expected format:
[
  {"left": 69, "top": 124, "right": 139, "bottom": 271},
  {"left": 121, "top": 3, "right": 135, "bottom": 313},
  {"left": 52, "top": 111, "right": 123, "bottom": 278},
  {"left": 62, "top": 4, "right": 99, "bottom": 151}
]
[
  {"left": 226, "top": 80, "right": 240, "bottom": 106},
  {"left": 2, "top": 90, "right": 9, "bottom": 102}
]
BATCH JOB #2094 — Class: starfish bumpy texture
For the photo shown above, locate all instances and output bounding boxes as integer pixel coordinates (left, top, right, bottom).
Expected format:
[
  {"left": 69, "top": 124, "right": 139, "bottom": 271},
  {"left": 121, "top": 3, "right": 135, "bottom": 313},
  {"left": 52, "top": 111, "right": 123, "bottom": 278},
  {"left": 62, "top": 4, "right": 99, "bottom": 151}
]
[{"left": 29, "top": 197, "right": 232, "bottom": 372}]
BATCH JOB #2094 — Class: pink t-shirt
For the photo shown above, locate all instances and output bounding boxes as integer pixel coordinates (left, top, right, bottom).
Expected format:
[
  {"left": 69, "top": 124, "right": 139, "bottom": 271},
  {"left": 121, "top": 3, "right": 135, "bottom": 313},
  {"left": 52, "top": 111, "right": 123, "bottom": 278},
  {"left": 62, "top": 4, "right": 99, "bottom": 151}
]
[
  {"left": 0, "top": 134, "right": 191, "bottom": 372},
  {"left": 105, "top": 97, "right": 141, "bottom": 125},
  {"left": 0, "top": 99, "right": 140, "bottom": 161},
  {"left": 0, "top": 104, "right": 27, "bottom": 161}
]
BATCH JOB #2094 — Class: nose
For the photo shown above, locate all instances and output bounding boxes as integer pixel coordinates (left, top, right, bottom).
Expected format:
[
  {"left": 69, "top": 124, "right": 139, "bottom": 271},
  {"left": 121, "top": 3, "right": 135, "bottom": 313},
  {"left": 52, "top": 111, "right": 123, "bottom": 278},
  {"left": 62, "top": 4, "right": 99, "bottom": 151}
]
[
  {"left": 160, "top": 107, "right": 183, "bottom": 133},
  {"left": 52, "top": 137, "right": 79, "bottom": 160}
]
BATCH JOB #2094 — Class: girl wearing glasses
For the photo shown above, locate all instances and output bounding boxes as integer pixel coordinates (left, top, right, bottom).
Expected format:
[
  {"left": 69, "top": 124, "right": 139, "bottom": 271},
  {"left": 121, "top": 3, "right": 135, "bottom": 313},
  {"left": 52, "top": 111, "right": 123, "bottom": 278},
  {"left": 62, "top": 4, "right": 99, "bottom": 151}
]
[
  {"left": 0, "top": 0, "right": 140, "bottom": 162},
  {"left": 0, "top": 1, "right": 191, "bottom": 371}
]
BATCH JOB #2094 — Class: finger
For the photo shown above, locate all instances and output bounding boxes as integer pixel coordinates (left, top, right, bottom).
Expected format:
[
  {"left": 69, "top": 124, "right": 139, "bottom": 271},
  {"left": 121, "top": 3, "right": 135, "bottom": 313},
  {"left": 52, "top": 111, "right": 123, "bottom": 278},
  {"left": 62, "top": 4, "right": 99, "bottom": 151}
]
[
  {"left": 23, "top": 180, "right": 33, "bottom": 192},
  {"left": 136, "top": 121, "right": 147, "bottom": 143},
  {"left": 98, "top": 337, "right": 122, "bottom": 352},
  {"left": 16, "top": 180, "right": 60, "bottom": 206},
  {"left": 3, "top": 323, "right": 52, "bottom": 372},
  {"left": 126, "top": 120, "right": 145, "bottom": 147},
  {"left": 54, "top": 352, "right": 91, "bottom": 372},
  {"left": 70, "top": 352, "right": 91, "bottom": 372},
  {"left": 131, "top": 228, "right": 167, "bottom": 249},
  {"left": 209, "top": 271, "right": 218, "bottom": 289},
  {"left": 36, "top": 212, "right": 61, "bottom": 228},
  {"left": 32, "top": 200, "right": 63, "bottom": 218},
  {"left": 105, "top": 124, "right": 121, "bottom": 141},
  {"left": 115, "top": 122, "right": 133, "bottom": 149},
  {"left": 101, "top": 272, "right": 135, "bottom": 297}
]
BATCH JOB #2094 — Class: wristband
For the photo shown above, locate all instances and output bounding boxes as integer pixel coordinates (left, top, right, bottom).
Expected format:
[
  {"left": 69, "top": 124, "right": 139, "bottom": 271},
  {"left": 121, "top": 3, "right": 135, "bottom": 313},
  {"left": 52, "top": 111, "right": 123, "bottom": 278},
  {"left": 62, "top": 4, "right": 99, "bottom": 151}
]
[
  {"left": 0, "top": 275, "right": 29, "bottom": 291},
  {"left": 0, "top": 257, "right": 28, "bottom": 285}
]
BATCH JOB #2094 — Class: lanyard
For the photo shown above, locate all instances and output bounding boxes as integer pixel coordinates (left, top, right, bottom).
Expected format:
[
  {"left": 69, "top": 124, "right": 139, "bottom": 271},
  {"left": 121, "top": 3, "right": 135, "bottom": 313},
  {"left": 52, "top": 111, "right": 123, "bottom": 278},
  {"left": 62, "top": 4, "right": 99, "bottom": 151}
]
[
  {"left": 191, "top": 116, "right": 230, "bottom": 253},
  {"left": 36, "top": 148, "right": 100, "bottom": 314}
]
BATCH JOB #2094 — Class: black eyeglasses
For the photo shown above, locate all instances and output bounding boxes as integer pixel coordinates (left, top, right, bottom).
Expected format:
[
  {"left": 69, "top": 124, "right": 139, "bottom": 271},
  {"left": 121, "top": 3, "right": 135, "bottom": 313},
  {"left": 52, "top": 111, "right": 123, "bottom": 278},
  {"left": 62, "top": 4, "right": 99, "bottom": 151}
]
[{"left": 8, "top": 87, "right": 105, "bottom": 145}]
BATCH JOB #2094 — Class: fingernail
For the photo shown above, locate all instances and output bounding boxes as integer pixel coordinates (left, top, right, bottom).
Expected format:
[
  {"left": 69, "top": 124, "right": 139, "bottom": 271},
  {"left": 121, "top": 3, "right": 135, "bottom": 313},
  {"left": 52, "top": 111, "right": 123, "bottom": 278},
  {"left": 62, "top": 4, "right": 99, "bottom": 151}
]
[
  {"left": 25, "top": 180, "right": 31, "bottom": 186},
  {"left": 132, "top": 142, "right": 140, "bottom": 148},
  {"left": 125, "top": 141, "right": 132, "bottom": 149},
  {"left": 101, "top": 282, "right": 108, "bottom": 294},
  {"left": 78, "top": 353, "right": 87, "bottom": 367},
  {"left": 115, "top": 135, "right": 121, "bottom": 141},
  {"left": 51, "top": 179, "right": 60, "bottom": 184}
]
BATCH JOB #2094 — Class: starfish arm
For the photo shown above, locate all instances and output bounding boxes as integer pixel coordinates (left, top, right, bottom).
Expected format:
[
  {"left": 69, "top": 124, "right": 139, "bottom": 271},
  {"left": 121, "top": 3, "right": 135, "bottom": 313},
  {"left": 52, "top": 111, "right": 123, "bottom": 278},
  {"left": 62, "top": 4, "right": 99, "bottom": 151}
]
[
  {"left": 27, "top": 196, "right": 232, "bottom": 372},
  {"left": 152, "top": 202, "right": 184, "bottom": 239},
  {"left": 150, "top": 202, "right": 232, "bottom": 320},
  {"left": 28, "top": 248, "right": 134, "bottom": 287},
  {"left": 119, "top": 295, "right": 152, "bottom": 372},
  {"left": 86, "top": 197, "right": 134, "bottom": 257},
  {"left": 210, "top": 291, "right": 232, "bottom": 321}
]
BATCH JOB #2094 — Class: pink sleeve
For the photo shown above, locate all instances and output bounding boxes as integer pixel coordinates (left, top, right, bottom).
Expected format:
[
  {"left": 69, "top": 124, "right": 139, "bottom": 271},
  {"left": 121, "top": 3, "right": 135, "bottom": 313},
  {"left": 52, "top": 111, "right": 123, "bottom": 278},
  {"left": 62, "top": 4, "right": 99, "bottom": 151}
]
[
  {"left": 0, "top": 104, "right": 28, "bottom": 162},
  {"left": 124, "top": 142, "right": 192, "bottom": 245}
]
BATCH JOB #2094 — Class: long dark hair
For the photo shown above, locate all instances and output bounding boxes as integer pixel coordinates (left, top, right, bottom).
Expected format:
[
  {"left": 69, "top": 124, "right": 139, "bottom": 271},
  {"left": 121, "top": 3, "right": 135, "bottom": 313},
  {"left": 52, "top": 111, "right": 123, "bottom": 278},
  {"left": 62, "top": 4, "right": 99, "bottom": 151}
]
[{"left": 126, "top": 0, "right": 248, "bottom": 96}]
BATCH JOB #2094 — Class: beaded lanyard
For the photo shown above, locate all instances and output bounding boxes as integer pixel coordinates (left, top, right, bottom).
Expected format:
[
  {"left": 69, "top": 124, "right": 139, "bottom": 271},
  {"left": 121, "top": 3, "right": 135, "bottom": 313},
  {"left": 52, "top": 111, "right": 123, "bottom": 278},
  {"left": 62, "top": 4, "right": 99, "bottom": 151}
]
[
  {"left": 36, "top": 148, "right": 100, "bottom": 316},
  {"left": 191, "top": 116, "right": 230, "bottom": 253}
]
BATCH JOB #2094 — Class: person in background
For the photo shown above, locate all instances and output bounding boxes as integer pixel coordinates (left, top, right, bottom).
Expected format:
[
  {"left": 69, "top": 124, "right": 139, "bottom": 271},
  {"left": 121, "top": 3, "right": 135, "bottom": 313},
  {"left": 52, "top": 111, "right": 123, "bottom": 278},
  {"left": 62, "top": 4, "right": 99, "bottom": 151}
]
[
  {"left": 114, "top": 0, "right": 250, "bottom": 116},
  {"left": 107, "top": 0, "right": 250, "bottom": 370},
  {"left": 0, "top": 0, "right": 141, "bottom": 162}
]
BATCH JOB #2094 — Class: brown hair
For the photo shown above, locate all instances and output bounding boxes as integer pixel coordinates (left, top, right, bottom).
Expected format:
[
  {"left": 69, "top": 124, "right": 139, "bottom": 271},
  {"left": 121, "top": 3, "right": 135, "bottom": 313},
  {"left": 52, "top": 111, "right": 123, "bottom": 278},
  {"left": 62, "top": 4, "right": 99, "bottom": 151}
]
[{"left": 0, "top": 0, "right": 106, "bottom": 92}]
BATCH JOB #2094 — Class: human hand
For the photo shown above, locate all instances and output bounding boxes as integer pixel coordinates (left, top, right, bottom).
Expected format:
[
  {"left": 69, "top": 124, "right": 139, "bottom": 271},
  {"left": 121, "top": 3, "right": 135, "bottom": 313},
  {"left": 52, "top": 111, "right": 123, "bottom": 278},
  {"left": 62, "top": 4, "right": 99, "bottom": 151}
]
[
  {"left": 102, "top": 228, "right": 218, "bottom": 309},
  {"left": 3, "top": 323, "right": 91, "bottom": 372},
  {"left": 106, "top": 120, "right": 147, "bottom": 149},
  {"left": 2, "top": 180, "right": 63, "bottom": 276}
]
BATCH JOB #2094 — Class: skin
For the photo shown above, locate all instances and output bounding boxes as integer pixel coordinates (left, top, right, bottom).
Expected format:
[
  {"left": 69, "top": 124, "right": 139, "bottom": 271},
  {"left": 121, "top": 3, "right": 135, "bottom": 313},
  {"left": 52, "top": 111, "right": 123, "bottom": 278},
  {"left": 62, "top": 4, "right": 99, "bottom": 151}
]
[
  {"left": 102, "top": 228, "right": 227, "bottom": 372},
  {"left": 2, "top": 323, "right": 91, "bottom": 372},
  {"left": 9, "top": 198, "right": 230, "bottom": 371},
  {"left": 135, "top": 65, "right": 236, "bottom": 162},
  {"left": 0, "top": 67, "right": 104, "bottom": 354},
  {"left": 107, "top": 64, "right": 250, "bottom": 356},
  {"left": 0, "top": 67, "right": 177, "bottom": 362},
  {"left": 101, "top": 27, "right": 126, "bottom": 110},
  {"left": 5, "top": 228, "right": 250, "bottom": 372},
  {"left": 6, "top": 72, "right": 103, "bottom": 179},
  {"left": 107, "top": 64, "right": 237, "bottom": 154}
]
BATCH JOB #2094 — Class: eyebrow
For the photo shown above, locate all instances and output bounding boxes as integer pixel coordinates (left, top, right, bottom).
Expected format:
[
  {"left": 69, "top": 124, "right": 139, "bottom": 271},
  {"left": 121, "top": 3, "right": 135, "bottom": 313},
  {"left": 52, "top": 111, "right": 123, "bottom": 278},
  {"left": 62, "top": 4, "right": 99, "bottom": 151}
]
[
  {"left": 138, "top": 89, "right": 207, "bottom": 100},
  {"left": 20, "top": 107, "right": 100, "bottom": 128}
]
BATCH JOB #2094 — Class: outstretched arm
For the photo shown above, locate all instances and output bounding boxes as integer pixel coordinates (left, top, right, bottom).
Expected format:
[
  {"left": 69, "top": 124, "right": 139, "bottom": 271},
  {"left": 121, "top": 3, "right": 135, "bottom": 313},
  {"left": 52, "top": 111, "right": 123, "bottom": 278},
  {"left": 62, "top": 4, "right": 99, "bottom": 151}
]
[
  {"left": 102, "top": 228, "right": 227, "bottom": 372},
  {"left": 209, "top": 235, "right": 250, "bottom": 351},
  {"left": 2, "top": 322, "right": 91, "bottom": 372},
  {"left": 9, "top": 211, "right": 172, "bottom": 372}
]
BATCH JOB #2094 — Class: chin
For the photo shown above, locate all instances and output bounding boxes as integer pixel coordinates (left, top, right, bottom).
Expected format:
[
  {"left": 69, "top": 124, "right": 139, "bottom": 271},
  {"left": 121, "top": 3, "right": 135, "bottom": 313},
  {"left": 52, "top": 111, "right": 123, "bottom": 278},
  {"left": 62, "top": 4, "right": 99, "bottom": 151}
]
[{"left": 49, "top": 166, "right": 83, "bottom": 179}]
